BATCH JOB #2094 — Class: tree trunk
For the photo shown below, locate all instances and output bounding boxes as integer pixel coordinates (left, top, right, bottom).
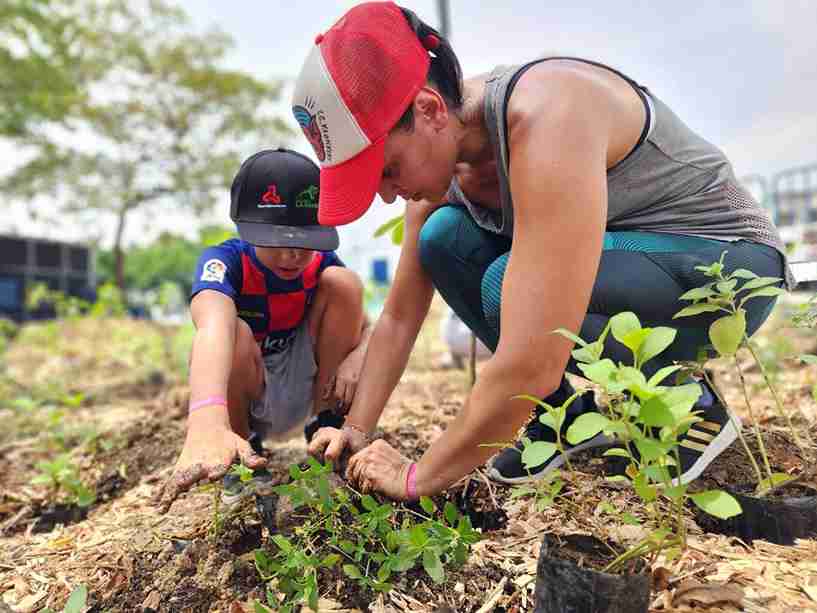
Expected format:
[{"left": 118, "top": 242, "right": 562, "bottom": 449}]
[{"left": 113, "top": 207, "right": 128, "bottom": 291}]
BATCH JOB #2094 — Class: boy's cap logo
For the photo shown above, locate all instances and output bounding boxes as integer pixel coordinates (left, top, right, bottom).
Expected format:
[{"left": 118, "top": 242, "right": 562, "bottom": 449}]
[
  {"left": 293, "top": 97, "right": 330, "bottom": 162},
  {"left": 259, "top": 184, "right": 284, "bottom": 208},
  {"left": 296, "top": 185, "right": 319, "bottom": 208}
]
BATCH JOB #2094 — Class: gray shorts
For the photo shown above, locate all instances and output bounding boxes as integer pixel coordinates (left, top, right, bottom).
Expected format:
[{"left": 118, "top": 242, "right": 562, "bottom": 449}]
[{"left": 250, "top": 320, "right": 317, "bottom": 439}]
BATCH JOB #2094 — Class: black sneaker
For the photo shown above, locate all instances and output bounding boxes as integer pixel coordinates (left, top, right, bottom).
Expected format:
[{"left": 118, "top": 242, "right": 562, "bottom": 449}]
[
  {"left": 304, "top": 409, "right": 345, "bottom": 444},
  {"left": 670, "top": 387, "right": 740, "bottom": 485},
  {"left": 487, "top": 385, "right": 615, "bottom": 485}
]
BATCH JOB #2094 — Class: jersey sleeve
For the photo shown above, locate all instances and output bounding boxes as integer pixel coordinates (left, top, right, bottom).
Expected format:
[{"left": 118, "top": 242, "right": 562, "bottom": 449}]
[
  {"left": 191, "top": 243, "right": 243, "bottom": 301},
  {"left": 318, "top": 250, "right": 345, "bottom": 273}
]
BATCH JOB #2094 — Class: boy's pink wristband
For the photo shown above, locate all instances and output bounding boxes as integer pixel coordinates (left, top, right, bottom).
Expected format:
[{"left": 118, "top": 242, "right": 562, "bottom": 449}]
[
  {"left": 406, "top": 463, "right": 418, "bottom": 500},
  {"left": 189, "top": 395, "right": 228, "bottom": 413}
]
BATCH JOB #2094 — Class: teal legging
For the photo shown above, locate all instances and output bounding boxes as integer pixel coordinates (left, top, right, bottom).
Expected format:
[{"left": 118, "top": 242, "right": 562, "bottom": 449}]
[{"left": 418, "top": 206, "right": 784, "bottom": 410}]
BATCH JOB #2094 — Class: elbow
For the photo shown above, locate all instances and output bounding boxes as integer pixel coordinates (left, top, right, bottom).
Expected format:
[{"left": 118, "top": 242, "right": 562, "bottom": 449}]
[{"left": 483, "top": 353, "right": 563, "bottom": 401}]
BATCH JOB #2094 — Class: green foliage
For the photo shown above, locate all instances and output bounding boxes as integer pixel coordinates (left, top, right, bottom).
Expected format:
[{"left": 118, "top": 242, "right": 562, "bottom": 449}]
[
  {"left": 509, "top": 471, "right": 565, "bottom": 513},
  {"left": 95, "top": 225, "right": 236, "bottom": 294},
  {"left": 792, "top": 294, "right": 817, "bottom": 328},
  {"left": 31, "top": 453, "right": 96, "bottom": 507},
  {"left": 1, "top": 0, "right": 290, "bottom": 288},
  {"left": 229, "top": 463, "right": 254, "bottom": 483},
  {"left": 374, "top": 214, "right": 405, "bottom": 245},
  {"left": 0, "top": 0, "right": 92, "bottom": 137},
  {"left": 26, "top": 281, "right": 125, "bottom": 320},
  {"left": 674, "top": 251, "right": 804, "bottom": 491},
  {"left": 253, "top": 458, "right": 480, "bottom": 612},
  {"left": 548, "top": 312, "right": 741, "bottom": 572}
]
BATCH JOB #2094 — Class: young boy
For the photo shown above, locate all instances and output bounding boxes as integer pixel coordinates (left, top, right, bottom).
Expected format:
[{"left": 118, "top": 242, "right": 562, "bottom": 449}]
[{"left": 155, "top": 148, "right": 370, "bottom": 512}]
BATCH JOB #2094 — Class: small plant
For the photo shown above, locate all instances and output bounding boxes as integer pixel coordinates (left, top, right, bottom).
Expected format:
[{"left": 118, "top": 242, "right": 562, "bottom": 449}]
[
  {"left": 252, "top": 458, "right": 480, "bottom": 612},
  {"left": 673, "top": 251, "right": 807, "bottom": 491},
  {"left": 540, "top": 312, "right": 742, "bottom": 571},
  {"left": 792, "top": 293, "right": 817, "bottom": 328},
  {"left": 30, "top": 453, "right": 96, "bottom": 508}
]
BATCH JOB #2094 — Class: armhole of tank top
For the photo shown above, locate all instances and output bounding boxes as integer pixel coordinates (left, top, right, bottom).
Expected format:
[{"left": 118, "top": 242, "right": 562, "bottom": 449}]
[{"left": 501, "top": 57, "right": 652, "bottom": 170}]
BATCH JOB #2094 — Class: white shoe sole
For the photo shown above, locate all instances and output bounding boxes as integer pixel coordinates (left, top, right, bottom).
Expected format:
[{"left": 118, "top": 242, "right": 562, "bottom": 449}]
[
  {"left": 674, "top": 412, "right": 741, "bottom": 486},
  {"left": 486, "top": 433, "right": 617, "bottom": 485}
]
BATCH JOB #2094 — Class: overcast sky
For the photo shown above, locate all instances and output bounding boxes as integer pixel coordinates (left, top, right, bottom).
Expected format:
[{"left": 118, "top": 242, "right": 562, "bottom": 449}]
[{"left": 3, "top": 0, "right": 816, "bottom": 273}]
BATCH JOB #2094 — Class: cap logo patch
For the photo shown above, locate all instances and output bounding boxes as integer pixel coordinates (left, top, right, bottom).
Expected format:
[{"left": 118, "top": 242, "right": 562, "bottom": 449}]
[
  {"left": 293, "top": 97, "right": 330, "bottom": 162},
  {"left": 296, "top": 185, "right": 319, "bottom": 208},
  {"left": 200, "top": 259, "right": 227, "bottom": 283},
  {"left": 259, "top": 184, "right": 284, "bottom": 208}
]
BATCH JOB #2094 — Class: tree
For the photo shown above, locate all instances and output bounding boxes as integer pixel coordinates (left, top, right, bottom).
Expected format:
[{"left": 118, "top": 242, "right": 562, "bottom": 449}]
[
  {"left": 96, "top": 224, "right": 236, "bottom": 296},
  {"left": 0, "top": 0, "right": 91, "bottom": 137},
  {"left": 1, "top": 0, "right": 292, "bottom": 289}
]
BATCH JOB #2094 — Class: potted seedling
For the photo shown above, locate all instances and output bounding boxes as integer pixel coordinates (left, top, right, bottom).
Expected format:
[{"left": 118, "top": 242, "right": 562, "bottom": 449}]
[
  {"left": 673, "top": 253, "right": 817, "bottom": 544},
  {"left": 519, "top": 313, "right": 741, "bottom": 613}
]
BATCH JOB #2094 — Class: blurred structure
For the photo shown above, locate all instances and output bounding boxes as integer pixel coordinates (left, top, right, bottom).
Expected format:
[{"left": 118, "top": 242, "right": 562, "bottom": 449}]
[
  {"left": 743, "top": 164, "right": 817, "bottom": 288},
  {"left": 0, "top": 235, "right": 94, "bottom": 321}
]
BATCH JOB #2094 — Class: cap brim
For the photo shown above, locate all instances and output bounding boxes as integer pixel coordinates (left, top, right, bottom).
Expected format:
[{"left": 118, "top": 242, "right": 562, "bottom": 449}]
[
  {"left": 318, "top": 138, "right": 385, "bottom": 226},
  {"left": 236, "top": 222, "right": 339, "bottom": 251}
]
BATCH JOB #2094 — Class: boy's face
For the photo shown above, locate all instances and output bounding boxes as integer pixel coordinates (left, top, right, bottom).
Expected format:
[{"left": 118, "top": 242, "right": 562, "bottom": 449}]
[{"left": 255, "top": 246, "right": 316, "bottom": 280}]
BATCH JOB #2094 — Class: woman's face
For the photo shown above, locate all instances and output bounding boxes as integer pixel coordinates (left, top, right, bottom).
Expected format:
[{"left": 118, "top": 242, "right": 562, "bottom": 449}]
[{"left": 378, "top": 89, "right": 458, "bottom": 205}]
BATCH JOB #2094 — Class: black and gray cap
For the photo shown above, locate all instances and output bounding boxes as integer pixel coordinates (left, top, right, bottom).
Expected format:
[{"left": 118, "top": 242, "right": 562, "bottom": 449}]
[{"left": 229, "top": 148, "right": 339, "bottom": 250}]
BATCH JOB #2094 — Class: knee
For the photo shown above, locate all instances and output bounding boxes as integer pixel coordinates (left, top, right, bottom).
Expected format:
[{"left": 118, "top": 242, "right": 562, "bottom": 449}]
[
  {"left": 417, "top": 205, "right": 467, "bottom": 274},
  {"left": 480, "top": 256, "right": 507, "bottom": 335},
  {"left": 316, "top": 266, "right": 364, "bottom": 313},
  {"left": 233, "top": 318, "right": 261, "bottom": 370}
]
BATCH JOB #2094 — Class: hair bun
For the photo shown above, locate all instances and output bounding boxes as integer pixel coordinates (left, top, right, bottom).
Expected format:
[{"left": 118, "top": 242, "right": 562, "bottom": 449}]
[{"left": 422, "top": 34, "right": 440, "bottom": 51}]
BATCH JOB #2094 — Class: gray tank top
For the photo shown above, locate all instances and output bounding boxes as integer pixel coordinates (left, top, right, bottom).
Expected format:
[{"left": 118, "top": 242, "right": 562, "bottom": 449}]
[{"left": 446, "top": 57, "right": 795, "bottom": 289}]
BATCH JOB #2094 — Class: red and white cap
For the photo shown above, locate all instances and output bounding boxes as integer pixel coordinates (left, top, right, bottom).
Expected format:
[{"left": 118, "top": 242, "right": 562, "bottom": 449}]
[{"left": 292, "top": 2, "right": 432, "bottom": 226}]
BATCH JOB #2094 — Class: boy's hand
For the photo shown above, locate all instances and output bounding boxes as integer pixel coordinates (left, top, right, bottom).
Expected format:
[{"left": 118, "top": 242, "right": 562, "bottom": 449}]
[
  {"left": 324, "top": 348, "right": 365, "bottom": 414},
  {"left": 308, "top": 425, "right": 369, "bottom": 466},
  {"left": 153, "top": 424, "right": 266, "bottom": 513}
]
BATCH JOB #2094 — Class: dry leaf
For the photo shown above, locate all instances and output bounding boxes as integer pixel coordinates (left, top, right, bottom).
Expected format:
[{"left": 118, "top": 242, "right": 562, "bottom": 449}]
[
  {"left": 13, "top": 589, "right": 48, "bottom": 613},
  {"left": 673, "top": 580, "right": 744, "bottom": 608},
  {"left": 228, "top": 602, "right": 246, "bottom": 613}
]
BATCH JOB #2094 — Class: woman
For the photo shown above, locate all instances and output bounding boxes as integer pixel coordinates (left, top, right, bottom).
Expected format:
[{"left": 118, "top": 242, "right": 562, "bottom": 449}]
[{"left": 291, "top": 2, "right": 793, "bottom": 499}]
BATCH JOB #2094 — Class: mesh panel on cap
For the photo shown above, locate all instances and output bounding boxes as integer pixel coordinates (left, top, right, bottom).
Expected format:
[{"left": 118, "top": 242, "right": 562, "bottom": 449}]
[{"left": 322, "top": 3, "right": 429, "bottom": 139}]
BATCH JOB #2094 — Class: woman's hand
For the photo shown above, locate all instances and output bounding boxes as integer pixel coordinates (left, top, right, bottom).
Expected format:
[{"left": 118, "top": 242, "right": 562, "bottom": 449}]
[
  {"left": 153, "top": 421, "right": 266, "bottom": 512},
  {"left": 346, "top": 439, "right": 414, "bottom": 500},
  {"left": 308, "top": 425, "right": 369, "bottom": 466},
  {"left": 324, "top": 347, "right": 366, "bottom": 415}
]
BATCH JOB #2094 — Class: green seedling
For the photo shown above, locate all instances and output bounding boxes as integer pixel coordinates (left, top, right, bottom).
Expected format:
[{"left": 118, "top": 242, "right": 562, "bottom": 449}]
[
  {"left": 674, "top": 251, "right": 806, "bottom": 492},
  {"left": 230, "top": 463, "right": 255, "bottom": 483},
  {"left": 31, "top": 453, "right": 96, "bottom": 508},
  {"left": 545, "top": 312, "right": 741, "bottom": 572},
  {"left": 253, "top": 458, "right": 480, "bottom": 612}
]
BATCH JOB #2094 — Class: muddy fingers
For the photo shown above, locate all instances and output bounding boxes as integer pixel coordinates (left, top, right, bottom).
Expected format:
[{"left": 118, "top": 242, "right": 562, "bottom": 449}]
[{"left": 156, "top": 463, "right": 207, "bottom": 512}]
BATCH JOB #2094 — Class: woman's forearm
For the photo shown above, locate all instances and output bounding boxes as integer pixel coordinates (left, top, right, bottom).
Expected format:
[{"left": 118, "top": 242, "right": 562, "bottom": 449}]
[
  {"left": 414, "top": 358, "right": 559, "bottom": 496},
  {"left": 346, "top": 312, "right": 424, "bottom": 432}
]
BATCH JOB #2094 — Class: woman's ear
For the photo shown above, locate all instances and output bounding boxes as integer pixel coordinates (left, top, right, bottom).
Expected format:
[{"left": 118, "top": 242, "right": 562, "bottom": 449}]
[{"left": 414, "top": 87, "right": 448, "bottom": 131}]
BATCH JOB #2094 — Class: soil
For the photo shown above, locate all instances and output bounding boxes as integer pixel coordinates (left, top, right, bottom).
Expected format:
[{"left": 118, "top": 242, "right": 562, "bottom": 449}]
[{"left": 3, "top": 302, "right": 817, "bottom": 612}]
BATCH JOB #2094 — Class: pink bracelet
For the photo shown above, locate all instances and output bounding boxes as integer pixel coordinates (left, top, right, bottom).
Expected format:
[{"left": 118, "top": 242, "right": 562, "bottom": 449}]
[
  {"left": 406, "top": 463, "right": 418, "bottom": 500},
  {"left": 189, "top": 395, "right": 228, "bottom": 413}
]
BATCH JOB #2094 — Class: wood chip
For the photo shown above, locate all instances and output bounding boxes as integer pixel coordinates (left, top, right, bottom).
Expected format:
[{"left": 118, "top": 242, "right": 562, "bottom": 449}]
[{"left": 673, "top": 580, "right": 745, "bottom": 608}]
